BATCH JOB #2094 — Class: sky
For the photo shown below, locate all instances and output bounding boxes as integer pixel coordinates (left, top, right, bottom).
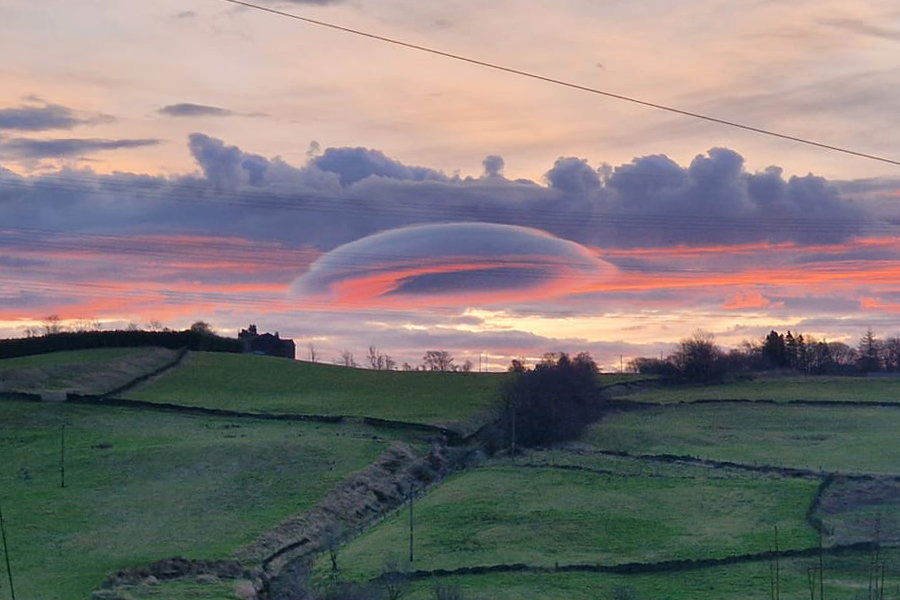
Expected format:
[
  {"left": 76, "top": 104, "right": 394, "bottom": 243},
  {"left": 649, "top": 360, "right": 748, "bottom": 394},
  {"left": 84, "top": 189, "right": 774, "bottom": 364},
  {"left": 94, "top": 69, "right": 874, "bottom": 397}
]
[{"left": 2, "top": 0, "right": 900, "bottom": 370}]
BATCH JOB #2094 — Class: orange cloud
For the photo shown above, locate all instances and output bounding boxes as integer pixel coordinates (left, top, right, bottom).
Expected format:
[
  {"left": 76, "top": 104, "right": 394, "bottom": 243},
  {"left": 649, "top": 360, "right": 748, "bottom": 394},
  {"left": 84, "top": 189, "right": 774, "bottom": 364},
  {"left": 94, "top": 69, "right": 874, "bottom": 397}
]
[
  {"left": 723, "top": 289, "right": 773, "bottom": 310},
  {"left": 860, "top": 297, "right": 900, "bottom": 313}
]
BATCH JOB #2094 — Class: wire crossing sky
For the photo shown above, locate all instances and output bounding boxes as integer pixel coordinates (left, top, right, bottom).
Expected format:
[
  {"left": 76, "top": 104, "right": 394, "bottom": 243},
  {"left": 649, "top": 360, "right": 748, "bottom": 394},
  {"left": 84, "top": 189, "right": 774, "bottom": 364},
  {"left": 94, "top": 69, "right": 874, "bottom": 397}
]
[{"left": 219, "top": 0, "right": 900, "bottom": 168}]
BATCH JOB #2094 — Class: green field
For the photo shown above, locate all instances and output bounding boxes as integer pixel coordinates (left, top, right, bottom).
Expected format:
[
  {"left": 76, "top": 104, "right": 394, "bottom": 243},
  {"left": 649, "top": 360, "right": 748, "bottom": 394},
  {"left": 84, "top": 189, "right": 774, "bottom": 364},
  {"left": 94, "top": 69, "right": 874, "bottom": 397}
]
[
  {"left": 394, "top": 549, "right": 900, "bottom": 600},
  {"left": 0, "top": 400, "right": 396, "bottom": 600},
  {"left": 0, "top": 348, "right": 149, "bottom": 371},
  {"left": 0, "top": 347, "right": 177, "bottom": 394},
  {"left": 621, "top": 376, "right": 900, "bottom": 404},
  {"left": 589, "top": 403, "right": 900, "bottom": 474},
  {"left": 127, "top": 352, "right": 507, "bottom": 429},
  {"left": 329, "top": 464, "right": 818, "bottom": 580}
]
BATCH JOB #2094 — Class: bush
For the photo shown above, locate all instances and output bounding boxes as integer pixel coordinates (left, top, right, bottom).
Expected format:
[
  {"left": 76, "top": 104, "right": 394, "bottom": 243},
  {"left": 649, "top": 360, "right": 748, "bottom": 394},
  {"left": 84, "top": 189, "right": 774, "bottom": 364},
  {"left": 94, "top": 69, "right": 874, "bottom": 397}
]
[{"left": 497, "top": 352, "right": 605, "bottom": 448}]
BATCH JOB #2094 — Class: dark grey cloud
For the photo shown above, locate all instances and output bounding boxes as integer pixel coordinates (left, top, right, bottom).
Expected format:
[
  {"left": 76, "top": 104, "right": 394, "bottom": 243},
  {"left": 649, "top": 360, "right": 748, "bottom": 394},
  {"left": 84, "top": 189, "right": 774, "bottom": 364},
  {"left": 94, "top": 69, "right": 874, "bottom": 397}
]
[
  {"left": 546, "top": 157, "right": 602, "bottom": 195},
  {"left": 311, "top": 146, "right": 447, "bottom": 186},
  {"left": 0, "top": 134, "right": 887, "bottom": 256},
  {"left": 0, "top": 103, "right": 112, "bottom": 131},
  {"left": 159, "top": 103, "right": 235, "bottom": 118},
  {"left": 482, "top": 155, "right": 505, "bottom": 178},
  {"left": 0, "top": 137, "right": 160, "bottom": 160}
]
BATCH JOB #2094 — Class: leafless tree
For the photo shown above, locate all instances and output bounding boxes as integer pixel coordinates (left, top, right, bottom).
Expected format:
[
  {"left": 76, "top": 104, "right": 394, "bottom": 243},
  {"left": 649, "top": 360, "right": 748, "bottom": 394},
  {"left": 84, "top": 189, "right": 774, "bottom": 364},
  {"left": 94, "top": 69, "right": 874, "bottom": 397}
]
[
  {"left": 41, "top": 314, "right": 63, "bottom": 335},
  {"left": 73, "top": 319, "right": 101, "bottom": 332},
  {"left": 23, "top": 326, "right": 39, "bottom": 338},
  {"left": 368, "top": 346, "right": 382, "bottom": 370},
  {"left": 422, "top": 350, "right": 454, "bottom": 372},
  {"left": 337, "top": 350, "right": 357, "bottom": 367},
  {"left": 145, "top": 320, "right": 165, "bottom": 332},
  {"left": 884, "top": 336, "right": 900, "bottom": 371},
  {"left": 307, "top": 343, "right": 319, "bottom": 362},
  {"left": 462, "top": 359, "right": 473, "bottom": 372}
]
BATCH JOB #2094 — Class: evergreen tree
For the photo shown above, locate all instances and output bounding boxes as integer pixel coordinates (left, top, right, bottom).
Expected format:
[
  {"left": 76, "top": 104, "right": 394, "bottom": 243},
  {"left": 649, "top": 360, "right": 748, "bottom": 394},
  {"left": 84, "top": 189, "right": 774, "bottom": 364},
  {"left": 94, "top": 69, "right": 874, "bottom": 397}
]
[
  {"left": 784, "top": 331, "right": 798, "bottom": 368},
  {"left": 857, "top": 329, "right": 882, "bottom": 372},
  {"left": 762, "top": 330, "right": 787, "bottom": 368}
]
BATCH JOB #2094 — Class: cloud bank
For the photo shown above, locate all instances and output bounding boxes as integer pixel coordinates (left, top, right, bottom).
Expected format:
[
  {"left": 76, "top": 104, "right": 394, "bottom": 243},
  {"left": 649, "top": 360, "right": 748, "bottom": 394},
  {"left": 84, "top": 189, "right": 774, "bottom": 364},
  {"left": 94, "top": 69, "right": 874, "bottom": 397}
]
[{"left": 0, "top": 102, "right": 111, "bottom": 131}]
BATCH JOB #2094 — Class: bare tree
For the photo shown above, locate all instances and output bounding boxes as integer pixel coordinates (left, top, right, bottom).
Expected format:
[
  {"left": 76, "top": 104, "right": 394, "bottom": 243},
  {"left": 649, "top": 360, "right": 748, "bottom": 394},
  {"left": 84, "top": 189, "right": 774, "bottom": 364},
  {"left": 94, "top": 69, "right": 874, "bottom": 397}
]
[
  {"left": 383, "top": 355, "right": 396, "bottom": 370},
  {"left": 462, "top": 359, "right": 473, "bottom": 372},
  {"left": 73, "top": 319, "right": 101, "bottom": 332},
  {"left": 402, "top": 362, "right": 413, "bottom": 371},
  {"left": 422, "top": 350, "right": 454, "bottom": 372},
  {"left": 884, "top": 336, "right": 900, "bottom": 372},
  {"left": 41, "top": 314, "right": 63, "bottom": 335},
  {"left": 145, "top": 320, "right": 165, "bottom": 332},
  {"left": 22, "top": 326, "right": 39, "bottom": 338},
  {"left": 307, "top": 343, "right": 319, "bottom": 362},
  {"left": 337, "top": 350, "right": 357, "bottom": 368},
  {"left": 368, "top": 346, "right": 382, "bottom": 370}
]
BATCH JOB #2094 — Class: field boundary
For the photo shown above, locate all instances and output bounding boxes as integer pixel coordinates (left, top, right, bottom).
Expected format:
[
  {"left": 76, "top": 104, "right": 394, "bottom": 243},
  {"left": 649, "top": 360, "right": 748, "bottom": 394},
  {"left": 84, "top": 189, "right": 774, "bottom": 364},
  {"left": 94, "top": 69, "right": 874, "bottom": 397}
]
[
  {"left": 372, "top": 541, "right": 883, "bottom": 582},
  {"left": 65, "top": 394, "right": 346, "bottom": 423},
  {"left": 612, "top": 398, "right": 900, "bottom": 409},
  {"left": 99, "top": 346, "right": 189, "bottom": 398},
  {"left": 586, "top": 449, "right": 900, "bottom": 481},
  {"left": 64, "top": 394, "right": 469, "bottom": 440},
  {"left": 0, "top": 390, "right": 43, "bottom": 402}
]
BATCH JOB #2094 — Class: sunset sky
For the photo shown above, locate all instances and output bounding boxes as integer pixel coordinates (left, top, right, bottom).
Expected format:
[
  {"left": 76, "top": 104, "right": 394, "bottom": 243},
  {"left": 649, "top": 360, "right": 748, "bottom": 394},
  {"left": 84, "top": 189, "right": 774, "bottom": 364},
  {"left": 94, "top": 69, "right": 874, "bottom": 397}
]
[{"left": 2, "top": 0, "right": 899, "bottom": 369}]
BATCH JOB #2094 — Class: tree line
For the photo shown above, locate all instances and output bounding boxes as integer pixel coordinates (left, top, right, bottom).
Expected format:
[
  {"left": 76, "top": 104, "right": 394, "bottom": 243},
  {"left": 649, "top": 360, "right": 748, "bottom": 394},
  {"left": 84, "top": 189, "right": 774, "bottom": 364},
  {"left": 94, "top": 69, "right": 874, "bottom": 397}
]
[
  {"left": 315, "top": 346, "right": 475, "bottom": 373},
  {"left": 631, "top": 328, "right": 900, "bottom": 383},
  {"left": 1, "top": 320, "right": 241, "bottom": 360}
]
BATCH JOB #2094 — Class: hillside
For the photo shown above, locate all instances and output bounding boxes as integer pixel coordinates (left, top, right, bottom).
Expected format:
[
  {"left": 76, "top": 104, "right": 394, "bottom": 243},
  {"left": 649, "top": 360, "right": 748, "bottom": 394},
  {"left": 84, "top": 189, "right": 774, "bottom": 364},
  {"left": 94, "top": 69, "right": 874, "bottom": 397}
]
[
  {"left": 0, "top": 346, "right": 179, "bottom": 396},
  {"left": 126, "top": 352, "right": 508, "bottom": 431},
  {"left": 3, "top": 351, "right": 899, "bottom": 600}
]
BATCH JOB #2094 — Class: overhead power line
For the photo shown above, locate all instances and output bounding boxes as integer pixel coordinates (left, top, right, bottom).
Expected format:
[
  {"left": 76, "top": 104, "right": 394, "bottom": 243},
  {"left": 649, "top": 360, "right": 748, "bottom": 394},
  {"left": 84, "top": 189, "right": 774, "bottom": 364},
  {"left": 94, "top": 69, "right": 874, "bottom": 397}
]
[{"left": 219, "top": 0, "right": 900, "bottom": 168}]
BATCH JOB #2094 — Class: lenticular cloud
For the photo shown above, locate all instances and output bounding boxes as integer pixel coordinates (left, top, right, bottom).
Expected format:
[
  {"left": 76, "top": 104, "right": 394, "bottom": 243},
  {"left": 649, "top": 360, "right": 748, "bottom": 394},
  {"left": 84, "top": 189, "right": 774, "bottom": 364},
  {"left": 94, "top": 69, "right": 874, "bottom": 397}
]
[{"left": 291, "top": 222, "right": 615, "bottom": 306}]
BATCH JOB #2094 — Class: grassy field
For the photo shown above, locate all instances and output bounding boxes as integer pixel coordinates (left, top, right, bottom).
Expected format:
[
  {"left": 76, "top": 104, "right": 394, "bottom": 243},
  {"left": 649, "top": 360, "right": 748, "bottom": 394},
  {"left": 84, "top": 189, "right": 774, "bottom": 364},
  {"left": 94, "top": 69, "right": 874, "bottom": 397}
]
[
  {"left": 0, "top": 348, "right": 149, "bottom": 371},
  {"left": 0, "top": 347, "right": 178, "bottom": 394},
  {"left": 621, "top": 375, "right": 900, "bottom": 404},
  {"left": 395, "top": 549, "right": 900, "bottom": 600},
  {"left": 589, "top": 403, "right": 900, "bottom": 475},
  {"left": 329, "top": 464, "right": 819, "bottom": 580},
  {"left": 0, "top": 400, "right": 398, "bottom": 600},
  {"left": 127, "top": 352, "right": 507, "bottom": 430},
  {"left": 125, "top": 578, "right": 237, "bottom": 599}
]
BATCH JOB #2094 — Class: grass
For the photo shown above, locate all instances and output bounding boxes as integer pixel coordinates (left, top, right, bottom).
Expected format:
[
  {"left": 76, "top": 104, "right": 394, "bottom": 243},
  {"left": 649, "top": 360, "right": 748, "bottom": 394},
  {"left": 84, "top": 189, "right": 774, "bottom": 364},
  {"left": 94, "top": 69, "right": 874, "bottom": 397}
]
[
  {"left": 0, "top": 400, "right": 396, "bottom": 600},
  {"left": 127, "top": 352, "right": 507, "bottom": 430},
  {"left": 0, "top": 347, "right": 178, "bottom": 394},
  {"left": 621, "top": 375, "right": 900, "bottom": 404},
  {"left": 397, "top": 549, "right": 900, "bottom": 600},
  {"left": 328, "top": 464, "right": 819, "bottom": 580},
  {"left": 588, "top": 403, "right": 900, "bottom": 475},
  {"left": 0, "top": 348, "right": 147, "bottom": 371},
  {"left": 118, "top": 578, "right": 238, "bottom": 599}
]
